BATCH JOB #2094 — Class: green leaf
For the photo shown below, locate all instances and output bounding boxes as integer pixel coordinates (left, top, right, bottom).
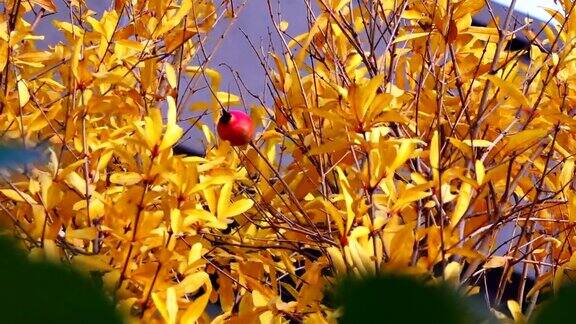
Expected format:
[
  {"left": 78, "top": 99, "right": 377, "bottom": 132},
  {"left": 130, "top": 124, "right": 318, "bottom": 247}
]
[
  {"left": 329, "top": 274, "right": 493, "bottom": 324},
  {"left": 531, "top": 283, "right": 576, "bottom": 324},
  {"left": 0, "top": 236, "right": 122, "bottom": 324}
]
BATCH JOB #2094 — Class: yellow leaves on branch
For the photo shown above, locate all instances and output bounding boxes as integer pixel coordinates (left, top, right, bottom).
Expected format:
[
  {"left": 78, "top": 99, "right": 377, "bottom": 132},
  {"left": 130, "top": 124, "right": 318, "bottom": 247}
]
[
  {"left": 153, "top": 0, "right": 194, "bottom": 37},
  {"left": 0, "top": 188, "right": 37, "bottom": 204},
  {"left": 217, "top": 182, "right": 254, "bottom": 220},
  {"left": 153, "top": 273, "right": 212, "bottom": 324},
  {"left": 133, "top": 96, "right": 183, "bottom": 153},
  {"left": 109, "top": 172, "right": 143, "bottom": 186},
  {"left": 2, "top": 0, "right": 576, "bottom": 322},
  {"left": 29, "top": 0, "right": 57, "bottom": 12},
  {"left": 0, "top": 1, "right": 238, "bottom": 321}
]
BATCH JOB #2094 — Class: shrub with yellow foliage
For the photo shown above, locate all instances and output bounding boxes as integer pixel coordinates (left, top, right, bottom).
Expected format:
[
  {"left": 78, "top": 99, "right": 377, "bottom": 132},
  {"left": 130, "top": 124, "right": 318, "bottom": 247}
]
[{"left": 1, "top": 0, "right": 576, "bottom": 322}]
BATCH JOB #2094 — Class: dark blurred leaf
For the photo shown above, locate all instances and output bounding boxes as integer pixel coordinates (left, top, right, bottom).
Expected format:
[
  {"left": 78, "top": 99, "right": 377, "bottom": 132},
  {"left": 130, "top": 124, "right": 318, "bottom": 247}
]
[
  {"left": 330, "top": 273, "right": 495, "bottom": 324},
  {"left": 0, "top": 237, "right": 122, "bottom": 324},
  {"left": 531, "top": 283, "right": 576, "bottom": 324}
]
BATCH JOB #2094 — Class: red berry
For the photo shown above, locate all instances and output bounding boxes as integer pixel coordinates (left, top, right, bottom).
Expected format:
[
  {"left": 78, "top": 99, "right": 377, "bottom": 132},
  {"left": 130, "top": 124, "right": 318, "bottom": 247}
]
[{"left": 217, "top": 110, "right": 255, "bottom": 146}]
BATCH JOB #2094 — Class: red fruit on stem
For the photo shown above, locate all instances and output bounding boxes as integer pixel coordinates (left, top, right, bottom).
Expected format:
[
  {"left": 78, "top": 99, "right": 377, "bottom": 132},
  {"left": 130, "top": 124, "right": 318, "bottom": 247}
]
[{"left": 217, "top": 110, "right": 255, "bottom": 146}]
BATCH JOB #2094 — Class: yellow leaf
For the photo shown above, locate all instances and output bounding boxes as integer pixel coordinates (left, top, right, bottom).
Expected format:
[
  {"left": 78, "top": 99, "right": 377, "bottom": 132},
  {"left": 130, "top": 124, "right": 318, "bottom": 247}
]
[
  {"left": 0, "top": 41, "right": 8, "bottom": 71},
  {"left": 30, "top": 0, "right": 56, "bottom": 12},
  {"left": 388, "top": 224, "right": 415, "bottom": 267},
  {"left": 164, "top": 27, "right": 202, "bottom": 54},
  {"left": 167, "top": 287, "right": 178, "bottom": 324},
  {"left": 170, "top": 208, "right": 183, "bottom": 234},
  {"left": 218, "top": 275, "right": 235, "bottom": 313},
  {"left": 336, "top": 167, "right": 355, "bottom": 234},
  {"left": 463, "top": 26, "right": 499, "bottom": 42},
  {"left": 322, "top": 199, "right": 345, "bottom": 234},
  {"left": 389, "top": 140, "right": 415, "bottom": 172},
  {"left": 352, "top": 74, "right": 384, "bottom": 120},
  {"left": 44, "top": 239, "right": 60, "bottom": 262},
  {"left": 295, "top": 15, "right": 327, "bottom": 66},
  {"left": 527, "top": 273, "right": 553, "bottom": 298},
  {"left": 52, "top": 21, "right": 84, "bottom": 38},
  {"left": 505, "top": 129, "right": 547, "bottom": 153},
  {"left": 217, "top": 182, "right": 233, "bottom": 219},
  {"left": 222, "top": 199, "right": 253, "bottom": 219},
  {"left": 0, "top": 189, "right": 37, "bottom": 204},
  {"left": 153, "top": 0, "right": 193, "bottom": 37},
  {"left": 561, "top": 158, "right": 574, "bottom": 198},
  {"left": 71, "top": 36, "right": 83, "bottom": 83},
  {"left": 448, "top": 137, "right": 473, "bottom": 159},
  {"left": 165, "top": 63, "right": 178, "bottom": 89},
  {"left": 30, "top": 205, "right": 46, "bottom": 237},
  {"left": 215, "top": 92, "right": 241, "bottom": 107},
  {"left": 159, "top": 96, "right": 183, "bottom": 151},
  {"left": 185, "top": 66, "right": 221, "bottom": 90},
  {"left": 331, "top": 0, "right": 351, "bottom": 11},
  {"left": 483, "top": 256, "right": 508, "bottom": 269},
  {"left": 450, "top": 181, "right": 473, "bottom": 226},
  {"left": 569, "top": 192, "right": 576, "bottom": 222},
  {"left": 393, "top": 32, "right": 431, "bottom": 44},
  {"left": 461, "top": 139, "right": 492, "bottom": 147},
  {"left": 140, "top": 56, "right": 157, "bottom": 93},
  {"left": 102, "top": 270, "right": 120, "bottom": 291},
  {"left": 443, "top": 262, "right": 461, "bottom": 286},
  {"left": 450, "top": 181, "right": 472, "bottom": 226},
  {"left": 185, "top": 66, "right": 221, "bottom": 122},
  {"left": 183, "top": 209, "right": 221, "bottom": 227},
  {"left": 181, "top": 280, "right": 212, "bottom": 323},
  {"left": 486, "top": 74, "right": 530, "bottom": 108},
  {"left": 554, "top": 264, "right": 565, "bottom": 293},
  {"left": 176, "top": 272, "right": 209, "bottom": 296},
  {"left": 73, "top": 255, "right": 113, "bottom": 272},
  {"left": 349, "top": 239, "right": 375, "bottom": 274},
  {"left": 65, "top": 171, "right": 90, "bottom": 197},
  {"left": 67, "top": 227, "right": 98, "bottom": 240},
  {"left": 402, "top": 10, "right": 425, "bottom": 20},
  {"left": 152, "top": 292, "right": 170, "bottom": 324},
  {"left": 309, "top": 140, "right": 350, "bottom": 155},
  {"left": 17, "top": 79, "right": 30, "bottom": 107},
  {"left": 217, "top": 181, "right": 253, "bottom": 219},
  {"left": 507, "top": 300, "right": 524, "bottom": 322},
  {"left": 109, "top": 172, "right": 143, "bottom": 186},
  {"left": 114, "top": 39, "right": 145, "bottom": 52},
  {"left": 475, "top": 160, "right": 485, "bottom": 185},
  {"left": 327, "top": 247, "right": 347, "bottom": 274},
  {"left": 188, "top": 242, "right": 203, "bottom": 264},
  {"left": 392, "top": 187, "right": 431, "bottom": 211}
]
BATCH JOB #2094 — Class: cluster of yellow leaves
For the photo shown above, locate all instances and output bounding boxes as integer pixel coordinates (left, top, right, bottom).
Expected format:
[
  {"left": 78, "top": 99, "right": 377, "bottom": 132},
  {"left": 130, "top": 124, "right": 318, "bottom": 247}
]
[
  {"left": 262, "top": 0, "right": 576, "bottom": 320},
  {"left": 0, "top": 0, "right": 249, "bottom": 322},
  {"left": 2, "top": 0, "right": 576, "bottom": 322}
]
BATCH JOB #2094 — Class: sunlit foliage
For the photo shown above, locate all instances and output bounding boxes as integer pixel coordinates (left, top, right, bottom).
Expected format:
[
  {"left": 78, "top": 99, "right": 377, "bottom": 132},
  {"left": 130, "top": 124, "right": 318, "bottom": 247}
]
[{"left": 1, "top": 0, "right": 575, "bottom": 322}]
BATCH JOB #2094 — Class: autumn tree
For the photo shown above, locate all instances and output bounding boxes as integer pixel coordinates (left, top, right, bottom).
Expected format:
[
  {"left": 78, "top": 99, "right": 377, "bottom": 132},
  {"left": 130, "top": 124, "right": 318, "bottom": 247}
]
[{"left": 1, "top": 0, "right": 576, "bottom": 323}]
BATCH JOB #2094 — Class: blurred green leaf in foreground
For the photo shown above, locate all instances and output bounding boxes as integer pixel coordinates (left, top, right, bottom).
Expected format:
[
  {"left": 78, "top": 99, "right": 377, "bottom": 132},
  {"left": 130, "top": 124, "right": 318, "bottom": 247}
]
[
  {"left": 0, "top": 236, "right": 122, "bottom": 324},
  {"left": 531, "top": 282, "right": 576, "bottom": 324},
  {"left": 330, "top": 273, "right": 496, "bottom": 324}
]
